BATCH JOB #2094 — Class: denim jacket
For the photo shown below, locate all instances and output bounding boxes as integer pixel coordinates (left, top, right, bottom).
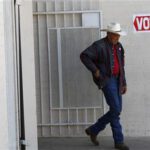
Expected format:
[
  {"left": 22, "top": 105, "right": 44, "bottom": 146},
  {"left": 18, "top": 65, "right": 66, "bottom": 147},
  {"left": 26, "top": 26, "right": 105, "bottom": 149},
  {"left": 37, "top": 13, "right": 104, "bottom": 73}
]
[{"left": 80, "top": 37, "right": 127, "bottom": 91}]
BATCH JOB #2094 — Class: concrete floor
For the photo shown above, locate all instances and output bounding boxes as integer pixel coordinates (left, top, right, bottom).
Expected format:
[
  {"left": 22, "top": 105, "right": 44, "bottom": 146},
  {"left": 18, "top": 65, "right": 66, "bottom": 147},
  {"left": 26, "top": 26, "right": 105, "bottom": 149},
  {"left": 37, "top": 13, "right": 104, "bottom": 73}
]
[{"left": 38, "top": 137, "right": 150, "bottom": 150}]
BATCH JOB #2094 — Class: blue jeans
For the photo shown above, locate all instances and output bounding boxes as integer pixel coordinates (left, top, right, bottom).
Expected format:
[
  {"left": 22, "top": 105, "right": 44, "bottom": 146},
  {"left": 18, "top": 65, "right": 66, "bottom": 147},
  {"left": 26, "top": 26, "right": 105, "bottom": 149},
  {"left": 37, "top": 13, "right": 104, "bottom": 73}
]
[{"left": 89, "top": 77, "right": 124, "bottom": 144}]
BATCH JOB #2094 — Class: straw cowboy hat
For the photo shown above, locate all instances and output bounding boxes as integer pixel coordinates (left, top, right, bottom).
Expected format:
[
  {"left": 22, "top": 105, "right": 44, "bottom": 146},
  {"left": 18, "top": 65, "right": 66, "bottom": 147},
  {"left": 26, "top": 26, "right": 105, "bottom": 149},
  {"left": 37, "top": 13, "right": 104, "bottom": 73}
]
[{"left": 100, "top": 22, "right": 127, "bottom": 36}]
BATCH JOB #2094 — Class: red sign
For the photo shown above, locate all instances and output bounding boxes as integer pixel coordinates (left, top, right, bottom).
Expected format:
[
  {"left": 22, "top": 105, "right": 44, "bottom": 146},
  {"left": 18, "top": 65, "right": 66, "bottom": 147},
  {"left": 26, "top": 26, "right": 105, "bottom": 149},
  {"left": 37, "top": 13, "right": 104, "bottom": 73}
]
[{"left": 133, "top": 15, "right": 150, "bottom": 32}]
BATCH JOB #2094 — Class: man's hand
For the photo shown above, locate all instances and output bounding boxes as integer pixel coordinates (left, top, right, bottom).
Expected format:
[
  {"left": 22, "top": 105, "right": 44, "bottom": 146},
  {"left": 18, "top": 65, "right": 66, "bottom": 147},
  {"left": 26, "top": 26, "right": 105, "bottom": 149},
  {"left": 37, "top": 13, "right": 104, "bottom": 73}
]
[
  {"left": 94, "top": 69, "right": 100, "bottom": 79},
  {"left": 121, "top": 85, "right": 127, "bottom": 94}
]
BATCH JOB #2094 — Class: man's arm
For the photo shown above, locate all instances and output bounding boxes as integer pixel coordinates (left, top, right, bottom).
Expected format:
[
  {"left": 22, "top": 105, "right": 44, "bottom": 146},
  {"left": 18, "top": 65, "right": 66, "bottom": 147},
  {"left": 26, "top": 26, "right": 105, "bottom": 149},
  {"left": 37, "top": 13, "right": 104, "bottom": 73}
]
[
  {"left": 121, "top": 44, "right": 127, "bottom": 94},
  {"left": 80, "top": 43, "right": 99, "bottom": 75}
]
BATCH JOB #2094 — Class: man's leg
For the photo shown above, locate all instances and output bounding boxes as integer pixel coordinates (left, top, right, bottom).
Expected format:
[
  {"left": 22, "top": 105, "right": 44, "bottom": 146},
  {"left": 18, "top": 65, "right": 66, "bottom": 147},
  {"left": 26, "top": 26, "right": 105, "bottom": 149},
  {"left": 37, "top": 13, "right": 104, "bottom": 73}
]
[
  {"left": 87, "top": 78, "right": 123, "bottom": 137},
  {"left": 85, "top": 78, "right": 122, "bottom": 143},
  {"left": 85, "top": 77, "right": 129, "bottom": 149},
  {"left": 110, "top": 93, "right": 123, "bottom": 144},
  {"left": 102, "top": 77, "right": 124, "bottom": 143},
  {"left": 102, "top": 78, "right": 129, "bottom": 150}
]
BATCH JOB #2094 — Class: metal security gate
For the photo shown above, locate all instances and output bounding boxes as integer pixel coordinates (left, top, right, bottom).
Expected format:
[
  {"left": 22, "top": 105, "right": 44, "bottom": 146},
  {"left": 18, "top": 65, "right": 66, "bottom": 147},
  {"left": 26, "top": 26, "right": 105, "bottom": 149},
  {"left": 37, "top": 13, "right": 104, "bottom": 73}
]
[
  {"left": 33, "top": 0, "right": 103, "bottom": 137},
  {"left": 46, "top": 28, "right": 103, "bottom": 136}
]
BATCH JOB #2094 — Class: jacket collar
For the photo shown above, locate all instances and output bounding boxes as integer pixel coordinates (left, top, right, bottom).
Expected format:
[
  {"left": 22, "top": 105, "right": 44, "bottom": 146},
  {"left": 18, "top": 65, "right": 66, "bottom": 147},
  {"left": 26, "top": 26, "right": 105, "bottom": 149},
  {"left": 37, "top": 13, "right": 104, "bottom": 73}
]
[{"left": 104, "top": 36, "right": 119, "bottom": 47}]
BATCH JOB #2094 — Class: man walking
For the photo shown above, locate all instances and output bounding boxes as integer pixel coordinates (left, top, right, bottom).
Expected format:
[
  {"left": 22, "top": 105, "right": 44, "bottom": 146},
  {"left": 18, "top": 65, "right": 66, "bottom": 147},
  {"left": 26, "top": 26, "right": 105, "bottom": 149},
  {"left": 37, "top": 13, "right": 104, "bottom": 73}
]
[{"left": 80, "top": 22, "right": 129, "bottom": 150}]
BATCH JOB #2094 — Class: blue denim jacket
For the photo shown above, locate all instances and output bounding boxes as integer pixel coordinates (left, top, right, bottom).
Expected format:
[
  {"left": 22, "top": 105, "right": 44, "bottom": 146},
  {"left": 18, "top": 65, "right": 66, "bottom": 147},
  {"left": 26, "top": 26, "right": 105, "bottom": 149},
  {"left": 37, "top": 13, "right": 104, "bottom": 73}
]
[{"left": 80, "top": 37, "right": 126, "bottom": 91}]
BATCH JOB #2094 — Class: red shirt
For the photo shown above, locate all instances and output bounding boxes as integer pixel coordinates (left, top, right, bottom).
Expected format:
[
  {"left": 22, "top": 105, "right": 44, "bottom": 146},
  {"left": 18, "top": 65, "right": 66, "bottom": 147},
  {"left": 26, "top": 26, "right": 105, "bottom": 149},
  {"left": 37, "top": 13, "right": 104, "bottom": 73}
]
[{"left": 112, "top": 45, "right": 120, "bottom": 75}]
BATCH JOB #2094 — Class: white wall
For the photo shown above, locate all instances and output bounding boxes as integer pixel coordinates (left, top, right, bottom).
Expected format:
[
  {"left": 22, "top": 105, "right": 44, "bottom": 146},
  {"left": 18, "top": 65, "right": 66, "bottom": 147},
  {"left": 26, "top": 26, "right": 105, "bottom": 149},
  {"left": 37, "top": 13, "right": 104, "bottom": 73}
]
[
  {"left": 0, "top": 2, "right": 10, "bottom": 149},
  {"left": 100, "top": 0, "right": 150, "bottom": 136},
  {"left": 19, "top": 0, "right": 38, "bottom": 149},
  {"left": 0, "top": 0, "right": 18, "bottom": 150},
  {"left": 0, "top": 0, "right": 38, "bottom": 150}
]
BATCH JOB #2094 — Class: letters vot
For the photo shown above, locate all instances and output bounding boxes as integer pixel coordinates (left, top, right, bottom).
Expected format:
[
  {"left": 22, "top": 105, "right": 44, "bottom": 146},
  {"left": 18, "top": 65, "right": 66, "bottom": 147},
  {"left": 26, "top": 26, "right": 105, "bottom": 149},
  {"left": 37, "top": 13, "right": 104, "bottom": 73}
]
[{"left": 133, "top": 14, "right": 150, "bottom": 32}]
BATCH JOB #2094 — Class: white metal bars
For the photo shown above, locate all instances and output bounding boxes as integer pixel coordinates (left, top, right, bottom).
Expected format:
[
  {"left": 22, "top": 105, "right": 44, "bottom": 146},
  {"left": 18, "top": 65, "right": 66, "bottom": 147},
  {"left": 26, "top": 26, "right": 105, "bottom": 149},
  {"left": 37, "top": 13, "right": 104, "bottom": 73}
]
[{"left": 33, "top": 0, "right": 104, "bottom": 137}]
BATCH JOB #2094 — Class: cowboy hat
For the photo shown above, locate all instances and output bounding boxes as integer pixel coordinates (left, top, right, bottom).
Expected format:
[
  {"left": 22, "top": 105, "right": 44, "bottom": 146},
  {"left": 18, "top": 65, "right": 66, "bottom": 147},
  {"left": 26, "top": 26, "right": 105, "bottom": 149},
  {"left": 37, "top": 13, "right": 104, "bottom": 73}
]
[{"left": 100, "top": 22, "right": 127, "bottom": 36}]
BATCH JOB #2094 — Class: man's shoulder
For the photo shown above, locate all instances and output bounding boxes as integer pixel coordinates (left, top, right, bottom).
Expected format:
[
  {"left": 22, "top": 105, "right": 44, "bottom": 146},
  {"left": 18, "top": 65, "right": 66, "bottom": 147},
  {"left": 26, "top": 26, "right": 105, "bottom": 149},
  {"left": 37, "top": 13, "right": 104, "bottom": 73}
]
[
  {"left": 93, "top": 38, "right": 106, "bottom": 47},
  {"left": 117, "top": 41, "right": 123, "bottom": 47}
]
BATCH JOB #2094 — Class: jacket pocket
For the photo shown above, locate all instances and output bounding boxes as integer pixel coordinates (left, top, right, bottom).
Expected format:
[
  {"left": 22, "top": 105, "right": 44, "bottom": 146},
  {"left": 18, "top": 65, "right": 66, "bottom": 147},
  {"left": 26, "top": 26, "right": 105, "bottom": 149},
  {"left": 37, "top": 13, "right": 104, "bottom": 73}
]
[{"left": 92, "top": 74, "right": 109, "bottom": 89}]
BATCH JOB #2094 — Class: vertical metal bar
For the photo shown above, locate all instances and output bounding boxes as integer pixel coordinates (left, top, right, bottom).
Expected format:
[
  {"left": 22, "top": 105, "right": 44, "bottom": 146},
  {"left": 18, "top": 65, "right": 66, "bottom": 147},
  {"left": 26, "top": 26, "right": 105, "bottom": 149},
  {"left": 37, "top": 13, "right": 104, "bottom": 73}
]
[
  {"left": 54, "top": 0, "right": 57, "bottom": 27},
  {"left": 99, "top": 11, "right": 106, "bottom": 115},
  {"left": 47, "top": 28, "right": 53, "bottom": 135},
  {"left": 13, "top": 1, "right": 20, "bottom": 149},
  {"left": 81, "top": 0, "right": 83, "bottom": 11},
  {"left": 51, "top": 109, "right": 53, "bottom": 136},
  {"left": 72, "top": 0, "right": 75, "bottom": 27},
  {"left": 59, "top": 109, "right": 61, "bottom": 136},
  {"left": 67, "top": 109, "right": 70, "bottom": 136},
  {"left": 63, "top": 0, "right": 66, "bottom": 28},
  {"left": 54, "top": 0, "right": 57, "bottom": 28},
  {"left": 35, "top": 2, "right": 42, "bottom": 135},
  {"left": 14, "top": 1, "right": 22, "bottom": 149},
  {"left": 94, "top": 108, "right": 96, "bottom": 122},
  {"left": 46, "top": 2, "right": 52, "bottom": 136},
  {"left": 14, "top": 2, "right": 26, "bottom": 149},
  {"left": 72, "top": 14, "right": 75, "bottom": 27},
  {"left": 63, "top": 0, "right": 65, "bottom": 11},
  {"left": 85, "top": 108, "right": 87, "bottom": 124},
  {"left": 37, "top": 1, "right": 43, "bottom": 137},
  {"left": 63, "top": 0, "right": 67, "bottom": 27},
  {"left": 89, "top": 0, "right": 92, "bottom": 10},
  {"left": 18, "top": 6, "right": 26, "bottom": 150},
  {"left": 76, "top": 108, "right": 79, "bottom": 134},
  {"left": 64, "top": 14, "right": 66, "bottom": 27},
  {"left": 57, "top": 29, "right": 64, "bottom": 108}
]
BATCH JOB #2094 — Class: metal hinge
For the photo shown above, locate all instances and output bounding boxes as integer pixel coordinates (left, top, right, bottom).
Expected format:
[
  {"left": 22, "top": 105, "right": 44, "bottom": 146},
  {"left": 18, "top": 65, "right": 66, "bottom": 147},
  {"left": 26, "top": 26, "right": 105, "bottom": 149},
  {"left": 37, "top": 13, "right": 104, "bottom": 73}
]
[{"left": 20, "top": 139, "right": 28, "bottom": 146}]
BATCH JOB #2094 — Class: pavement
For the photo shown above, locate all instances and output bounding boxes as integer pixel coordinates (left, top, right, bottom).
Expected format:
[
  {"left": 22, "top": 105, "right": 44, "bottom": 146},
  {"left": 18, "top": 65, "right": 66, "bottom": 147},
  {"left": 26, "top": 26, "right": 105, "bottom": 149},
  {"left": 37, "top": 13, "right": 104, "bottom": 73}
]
[{"left": 38, "top": 136, "right": 150, "bottom": 150}]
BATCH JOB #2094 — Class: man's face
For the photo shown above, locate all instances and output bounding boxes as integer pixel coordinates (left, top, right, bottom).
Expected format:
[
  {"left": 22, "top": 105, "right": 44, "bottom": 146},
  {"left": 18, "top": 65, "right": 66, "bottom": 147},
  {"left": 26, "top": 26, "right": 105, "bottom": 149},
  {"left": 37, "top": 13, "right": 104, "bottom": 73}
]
[{"left": 107, "top": 32, "right": 120, "bottom": 45}]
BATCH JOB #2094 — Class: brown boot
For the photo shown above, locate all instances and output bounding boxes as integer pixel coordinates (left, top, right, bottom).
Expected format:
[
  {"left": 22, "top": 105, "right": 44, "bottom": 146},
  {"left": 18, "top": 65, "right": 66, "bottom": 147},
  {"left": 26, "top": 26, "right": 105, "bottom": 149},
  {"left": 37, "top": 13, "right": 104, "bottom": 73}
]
[
  {"left": 115, "top": 143, "right": 130, "bottom": 150},
  {"left": 85, "top": 128, "right": 99, "bottom": 146}
]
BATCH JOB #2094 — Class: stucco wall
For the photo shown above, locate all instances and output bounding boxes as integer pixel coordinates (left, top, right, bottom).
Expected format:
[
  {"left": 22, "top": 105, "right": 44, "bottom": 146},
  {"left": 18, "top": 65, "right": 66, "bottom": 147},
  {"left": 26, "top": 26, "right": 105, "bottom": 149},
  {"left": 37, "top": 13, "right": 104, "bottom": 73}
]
[
  {"left": 100, "top": 0, "right": 150, "bottom": 136},
  {"left": 0, "top": 0, "right": 38, "bottom": 150},
  {"left": 20, "top": 1, "right": 38, "bottom": 149},
  {"left": 0, "top": 1, "right": 10, "bottom": 149}
]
